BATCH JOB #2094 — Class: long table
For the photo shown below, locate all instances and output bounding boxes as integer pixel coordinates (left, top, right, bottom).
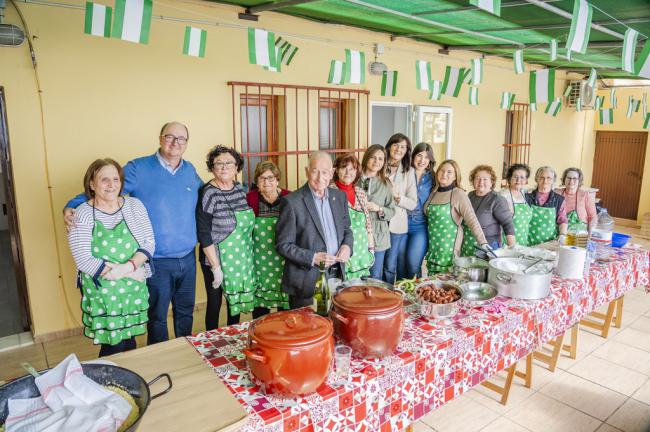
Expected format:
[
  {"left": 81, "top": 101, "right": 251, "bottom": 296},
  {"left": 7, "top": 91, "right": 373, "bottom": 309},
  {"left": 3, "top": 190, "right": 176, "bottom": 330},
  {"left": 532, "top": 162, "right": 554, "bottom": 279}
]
[{"left": 187, "top": 247, "right": 650, "bottom": 432}]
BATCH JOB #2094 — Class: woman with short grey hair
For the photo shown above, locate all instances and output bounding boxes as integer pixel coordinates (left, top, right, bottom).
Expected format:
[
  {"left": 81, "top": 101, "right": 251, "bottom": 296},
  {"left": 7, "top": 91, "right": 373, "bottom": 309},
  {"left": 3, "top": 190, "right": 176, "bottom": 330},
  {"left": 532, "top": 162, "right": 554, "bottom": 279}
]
[{"left": 525, "top": 166, "right": 568, "bottom": 245}]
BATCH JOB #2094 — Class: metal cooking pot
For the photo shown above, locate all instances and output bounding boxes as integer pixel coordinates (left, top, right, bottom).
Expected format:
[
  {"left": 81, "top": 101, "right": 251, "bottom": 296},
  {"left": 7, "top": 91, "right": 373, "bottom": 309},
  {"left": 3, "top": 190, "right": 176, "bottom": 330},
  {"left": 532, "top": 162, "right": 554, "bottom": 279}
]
[
  {"left": 487, "top": 257, "right": 552, "bottom": 300},
  {"left": 453, "top": 257, "right": 489, "bottom": 282},
  {"left": 0, "top": 364, "right": 172, "bottom": 431}
]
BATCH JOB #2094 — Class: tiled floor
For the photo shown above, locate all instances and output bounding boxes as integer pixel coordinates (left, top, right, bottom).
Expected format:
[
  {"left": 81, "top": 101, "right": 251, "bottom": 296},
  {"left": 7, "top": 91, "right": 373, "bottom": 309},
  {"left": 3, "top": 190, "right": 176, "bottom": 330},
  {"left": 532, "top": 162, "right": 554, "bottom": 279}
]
[
  {"left": 0, "top": 230, "right": 24, "bottom": 338},
  {"left": 0, "top": 230, "right": 649, "bottom": 431}
]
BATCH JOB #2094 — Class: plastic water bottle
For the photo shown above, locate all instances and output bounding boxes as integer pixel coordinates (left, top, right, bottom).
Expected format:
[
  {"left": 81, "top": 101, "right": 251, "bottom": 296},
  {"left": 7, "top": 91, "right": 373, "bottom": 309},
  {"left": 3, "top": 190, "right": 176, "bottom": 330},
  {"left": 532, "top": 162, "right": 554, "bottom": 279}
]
[{"left": 585, "top": 209, "right": 614, "bottom": 274}]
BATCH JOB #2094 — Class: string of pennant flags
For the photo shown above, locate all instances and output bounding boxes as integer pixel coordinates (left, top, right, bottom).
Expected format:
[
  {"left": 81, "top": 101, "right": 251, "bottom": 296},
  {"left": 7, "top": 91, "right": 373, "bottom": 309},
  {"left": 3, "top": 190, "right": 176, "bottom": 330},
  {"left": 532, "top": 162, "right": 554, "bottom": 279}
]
[{"left": 81, "top": 0, "right": 650, "bottom": 129}]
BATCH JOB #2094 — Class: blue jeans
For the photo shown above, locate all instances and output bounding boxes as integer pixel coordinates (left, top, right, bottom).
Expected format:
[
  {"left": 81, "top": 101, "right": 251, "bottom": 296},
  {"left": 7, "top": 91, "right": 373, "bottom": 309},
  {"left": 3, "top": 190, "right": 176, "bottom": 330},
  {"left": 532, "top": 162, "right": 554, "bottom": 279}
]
[
  {"left": 147, "top": 250, "right": 196, "bottom": 344},
  {"left": 405, "top": 215, "right": 429, "bottom": 279},
  {"left": 369, "top": 250, "right": 386, "bottom": 280},
  {"left": 383, "top": 233, "right": 407, "bottom": 283}
]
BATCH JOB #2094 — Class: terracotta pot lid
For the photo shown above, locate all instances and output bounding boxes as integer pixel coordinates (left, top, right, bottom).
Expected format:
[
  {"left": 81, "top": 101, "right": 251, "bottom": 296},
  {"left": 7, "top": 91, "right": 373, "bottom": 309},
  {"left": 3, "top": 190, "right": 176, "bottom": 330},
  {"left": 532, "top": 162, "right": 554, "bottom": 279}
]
[
  {"left": 333, "top": 285, "right": 402, "bottom": 314},
  {"left": 250, "top": 309, "right": 333, "bottom": 348}
]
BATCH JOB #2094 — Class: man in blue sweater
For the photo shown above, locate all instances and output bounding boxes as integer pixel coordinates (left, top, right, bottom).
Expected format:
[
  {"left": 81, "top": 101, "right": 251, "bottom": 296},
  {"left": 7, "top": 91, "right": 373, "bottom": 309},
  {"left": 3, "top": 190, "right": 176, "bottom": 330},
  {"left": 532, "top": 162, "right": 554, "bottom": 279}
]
[{"left": 64, "top": 122, "right": 203, "bottom": 344}]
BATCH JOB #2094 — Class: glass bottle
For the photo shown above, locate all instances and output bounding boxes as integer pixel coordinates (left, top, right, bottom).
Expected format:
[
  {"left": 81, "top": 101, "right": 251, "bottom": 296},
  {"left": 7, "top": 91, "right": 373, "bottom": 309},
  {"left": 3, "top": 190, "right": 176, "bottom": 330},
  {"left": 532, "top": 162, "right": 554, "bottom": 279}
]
[{"left": 314, "top": 262, "right": 330, "bottom": 316}]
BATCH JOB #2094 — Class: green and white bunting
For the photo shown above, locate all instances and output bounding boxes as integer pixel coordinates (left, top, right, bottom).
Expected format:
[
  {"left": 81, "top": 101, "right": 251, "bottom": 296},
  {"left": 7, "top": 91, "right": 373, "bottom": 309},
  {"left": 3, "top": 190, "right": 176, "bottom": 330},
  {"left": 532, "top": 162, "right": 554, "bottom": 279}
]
[
  {"left": 530, "top": 102, "right": 537, "bottom": 112},
  {"left": 344, "top": 49, "right": 365, "bottom": 84},
  {"left": 576, "top": 97, "right": 582, "bottom": 112},
  {"left": 248, "top": 28, "right": 276, "bottom": 67},
  {"left": 182, "top": 26, "right": 207, "bottom": 58},
  {"left": 470, "top": 0, "right": 501, "bottom": 16},
  {"left": 635, "top": 39, "right": 650, "bottom": 79},
  {"left": 529, "top": 69, "right": 555, "bottom": 104},
  {"left": 599, "top": 108, "right": 614, "bottom": 125},
  {"left": 545, "top": 98, "right": 562, "bottom": 117},
  {"left": 622, "top": 28, "right": 639, "bottom": 73},
  {"left": 328, "top": 60, "right": 345, "bottom": 85},
  {"left": 429, "top": 80, "right": 442, "bottom": 100},
  {"left": 610, "top": 87, "right": 617, "bottom": 109},
  {"left": 643, "top": 93, "right": 648, "bottom": 118},
  {"left": 500, "top": 92, "right": 515, "bottom": 110},
  {"left": 595, "top": 96, "right": 604, "bottom": 110},
  {"left": 112, "top": 0, "right": 152, "bottom": 44},
  {"left": 381, "top": 71, "right": 398, "bottom": 97},
  {"left": 276, "top": 37, "right": 299, "bottom": 66},
  {"left": 514, "top": 50, "right": 525, "bottom": 74},
  {"left": 442, "top": 66, "right": 466, "bottom": 97},
  {"left": 416, "top": 60, "right": 432, "bottom": 90},
  {"left": 469, "top": 87, "right": 479, "bottom": 106},
  {"left": 470, "top": 58, "right": 483, "bottom": 85},
  {"left": 627, "top": 97, "right": 640, "bottom": 118},
  {"left": 565, "top": 0, "right": 593, "bottom": 56},
  {"left": 643, "top": 113, "right": 650, "bottom": 129},
  {"left": 549, "top": 39, "right": 558, "bottom": 61},
  {"left": 84, "top": 2, "right": 112, "bottom": 38},
  {"left": 587, "top": 68, "right": 597, "bottom": 88},
  {"left": 563, "top": 85, "right": 572, "bottom": 97}
]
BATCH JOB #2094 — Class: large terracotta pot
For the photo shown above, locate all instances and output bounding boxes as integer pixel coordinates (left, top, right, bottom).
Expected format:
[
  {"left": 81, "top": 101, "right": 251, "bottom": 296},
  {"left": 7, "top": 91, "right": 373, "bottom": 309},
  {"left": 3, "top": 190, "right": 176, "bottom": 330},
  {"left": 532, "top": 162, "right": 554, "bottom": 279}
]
[
  {"left": 243, "top": 309, "right": 334, "bottom": 397},
  {"left": 330, "top": 285, "right": 404, "bottom": 358}
]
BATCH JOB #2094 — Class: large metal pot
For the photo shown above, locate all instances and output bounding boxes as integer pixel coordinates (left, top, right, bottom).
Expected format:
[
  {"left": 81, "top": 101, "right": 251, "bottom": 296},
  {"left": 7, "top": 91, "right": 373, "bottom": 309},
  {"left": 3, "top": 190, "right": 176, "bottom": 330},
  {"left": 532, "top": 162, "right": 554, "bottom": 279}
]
[
  {"left": 0, "top": 364, "right": 172, "bottom": 431},
  {"left": 330, "top": 285, "right": 404, "bottom": 358},
  {"left": 487, "top": 257, "right": 553, "bottom": 300},
  {"left": 243, "top": 309, "right": 334, "bottom": 397},
  {"left": 453, "top": 257, "right": 489, "bottom": 282}
]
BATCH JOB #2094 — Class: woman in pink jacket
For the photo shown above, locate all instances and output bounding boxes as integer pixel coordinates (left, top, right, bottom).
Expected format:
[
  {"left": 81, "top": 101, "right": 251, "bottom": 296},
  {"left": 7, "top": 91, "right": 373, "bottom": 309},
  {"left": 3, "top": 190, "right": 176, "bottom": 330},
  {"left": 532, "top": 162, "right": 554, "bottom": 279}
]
[{"left": 555, "top": 167, "right": 597, "bottom": 232}]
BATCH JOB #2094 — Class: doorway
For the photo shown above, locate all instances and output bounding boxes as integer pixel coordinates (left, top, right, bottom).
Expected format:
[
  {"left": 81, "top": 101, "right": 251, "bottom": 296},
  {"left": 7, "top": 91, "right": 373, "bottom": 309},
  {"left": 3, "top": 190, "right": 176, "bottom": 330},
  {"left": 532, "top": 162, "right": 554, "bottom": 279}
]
[
  {"left": 370, "top": 103, "right": 411, "bottom": 146},
  {"left": 592, "top": 131, "right": 647, "bottom": 220},
  {"left": 0, "top": 87, "right": 30, "bottom": 339},
  {"left": 415, "top": 106, "right": 453, "bottom": 165}
]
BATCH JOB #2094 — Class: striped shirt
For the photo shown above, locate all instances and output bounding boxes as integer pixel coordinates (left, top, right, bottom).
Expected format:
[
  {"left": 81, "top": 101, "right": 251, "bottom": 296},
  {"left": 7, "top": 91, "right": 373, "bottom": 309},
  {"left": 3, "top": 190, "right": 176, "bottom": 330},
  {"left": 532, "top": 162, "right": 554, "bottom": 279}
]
[{"left": 67, "top": 197, "right": 155, "bottom": 278}]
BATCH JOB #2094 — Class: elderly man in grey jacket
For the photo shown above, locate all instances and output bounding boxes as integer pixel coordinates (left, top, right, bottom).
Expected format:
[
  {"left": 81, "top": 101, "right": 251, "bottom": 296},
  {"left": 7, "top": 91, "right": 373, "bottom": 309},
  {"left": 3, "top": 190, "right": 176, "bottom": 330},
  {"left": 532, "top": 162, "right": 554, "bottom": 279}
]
[{"left": 276, "top": 152, "right": 354, "bottom": 309}]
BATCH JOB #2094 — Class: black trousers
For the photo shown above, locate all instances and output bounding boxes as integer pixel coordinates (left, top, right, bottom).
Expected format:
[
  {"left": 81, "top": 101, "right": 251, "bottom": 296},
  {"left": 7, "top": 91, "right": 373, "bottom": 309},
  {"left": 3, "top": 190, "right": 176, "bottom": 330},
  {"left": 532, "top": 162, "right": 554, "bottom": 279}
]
[
  {"left": 200, "top": 264, "right": 268, "bottom": 330},
  {"left": 98, "top": 337, "right": 136, "bottom": 357}
]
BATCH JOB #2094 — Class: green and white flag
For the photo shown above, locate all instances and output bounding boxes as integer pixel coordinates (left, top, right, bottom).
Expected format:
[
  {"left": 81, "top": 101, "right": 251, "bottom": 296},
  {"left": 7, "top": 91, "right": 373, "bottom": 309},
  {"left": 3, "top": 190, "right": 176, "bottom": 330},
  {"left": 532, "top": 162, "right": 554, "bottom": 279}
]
[
  {"left": 84, "top": 2, "right": 112, "bottom": 38},
  {"left": 381, "top": 71, "right": 398, "bottom": 96},
  {"left": 587, "top": 68, "right": 597, "bottom": 88},
  {"left": 429, "top": 80, "right": 442, "bottom": 100},
  {"left": 530, "top": 102, "right": 537, "bottom": 112},
  {"left": 563, "top": 85, "right": 572, "bottom": 97},
  {"left": 182, "top": 26, "right": 207, "bottom": 58},
  {"left": 545, "top": 98, "right": 562, "bottom": 117},
  {"left": 626, "top": 97, "right": 640, "bottom": 118},
  {"left": 328, "top": 60, "right": 345, "bottom": 85},
  {"left": 643, "top": 93, "right": 648, "bottom": 118},
  {"left": 610, "top": 87, "right": 617, "bottom": 108},
  {"left": 470, "top": 58, "right": 483, "bottom": 85},
  {"left": 643, "top": 113, "right": 650, "bottom": 129},
  {"left": 500, "top": 92, "right": 515, "bottom": 109},
  {"left": 344, "top": 49, "right": 365, "bottom": 84},
  {"left": 469, "top": 86, "right": 479, "bottom": 106},
  {"left": 595, "top": 95, "right": 604, "bottom": 110},
  {"left": 565, "top": 0, "right": 593, "bottom": 56},
  {"left": 416, "top": 60, "right": 432, "bottom": 90},
  {"left": 470, "top": 0, "right": 501, "bottom": 16},
  {"left": 549, "top": 39, "right": 558, "bottom": 61},
  {"left": 275, "top": 37, "right": 299, "bottom": 66},
  {"left": 529, "top": 69, "right": 555, "bottom": 104},
  {"left": 635, "top": 39, "right": 650, "bottom": 79},
  {"left": 248, "top": 28, "right": 276, "bottom": 67},
  {"left": 514, "top": 49, "right": 525, "bottom": 74},
  {"left": 576, "top": 97, "right": 582, "bottom": 112},
  {"left": 442, "top": 66, "right": 466, "bottom": 97},
  {"left": 599, "top": 108, "right": 614, "bottom": 125},
  {"left": 112, "top": 0, "right": 152, "bottom": 44},
  {"left": 622, "top": 28, "right": 639, "bottom": 73}
]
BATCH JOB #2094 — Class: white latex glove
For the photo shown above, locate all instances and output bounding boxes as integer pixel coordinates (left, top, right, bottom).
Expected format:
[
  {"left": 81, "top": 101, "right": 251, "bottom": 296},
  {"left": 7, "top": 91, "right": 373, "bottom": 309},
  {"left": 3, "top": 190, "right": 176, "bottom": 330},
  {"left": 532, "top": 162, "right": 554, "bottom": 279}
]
[
  {"left": 127, "top": 266, "right": 147, "bottom": 282},
  {"left": 104, "top": 263, "right": 134, "bottom": 280},
  {"left": 212, "top": 266, "right": 224, "bottom": 289},
  {"left": 558, "top": 234, "right": 567, "bottom": 245}
]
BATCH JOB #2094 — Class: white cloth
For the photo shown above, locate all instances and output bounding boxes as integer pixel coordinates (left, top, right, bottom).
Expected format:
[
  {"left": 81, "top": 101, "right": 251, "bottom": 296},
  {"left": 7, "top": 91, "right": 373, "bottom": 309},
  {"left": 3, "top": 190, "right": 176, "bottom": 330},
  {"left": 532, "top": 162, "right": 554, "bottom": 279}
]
[{"left": 6, "top": 354, "right": 132, "bottom": 432}]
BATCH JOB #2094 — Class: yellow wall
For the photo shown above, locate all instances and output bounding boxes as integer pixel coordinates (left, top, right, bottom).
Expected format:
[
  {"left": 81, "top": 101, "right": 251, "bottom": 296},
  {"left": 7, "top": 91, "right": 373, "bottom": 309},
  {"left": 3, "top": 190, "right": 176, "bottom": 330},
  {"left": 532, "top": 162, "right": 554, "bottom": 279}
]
[
  {"left": 585, "top": 87, "right": 650, "bottom": 224},
  {"left": 2, "top": 0, "right": 595, "bottom": 337}
]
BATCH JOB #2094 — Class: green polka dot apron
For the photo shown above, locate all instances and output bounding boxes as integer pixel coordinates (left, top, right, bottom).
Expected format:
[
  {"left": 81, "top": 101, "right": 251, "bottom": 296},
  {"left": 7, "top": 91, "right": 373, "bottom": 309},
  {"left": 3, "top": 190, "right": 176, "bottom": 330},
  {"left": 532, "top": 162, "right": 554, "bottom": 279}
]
[
  {"left": 218, "top": 208, "right": 257, "bottom": 316},
  {"left": 80, "top": 209, "right": 148, "bottom": 346},
  {"left": 528, "top": 205, "right": 557, "bottom": 246},
  {"left": 253, "top": 215, "right": 289, "bottom": 310},
  {"left": 563, "top": 191, "right": 588, "bottom": 232},
  {"left": 425, "top": 191, "right": 458, "bottom": 274},
  {"left": 344, "top": 206, "right": 374, "bottom": 280},
  {"left": 460, "top": 222, "right": 478, "bottom": 257},
  {"left": 511, "top": 200, "right": 533, "bottom": 246}
]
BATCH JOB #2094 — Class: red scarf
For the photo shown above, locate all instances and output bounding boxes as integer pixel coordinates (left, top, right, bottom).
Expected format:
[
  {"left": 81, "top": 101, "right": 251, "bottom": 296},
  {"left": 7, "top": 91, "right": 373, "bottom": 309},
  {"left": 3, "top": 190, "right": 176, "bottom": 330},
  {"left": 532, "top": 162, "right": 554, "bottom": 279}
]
[{"left": 335, "top": 180, "right": 356, "bottom": 206}]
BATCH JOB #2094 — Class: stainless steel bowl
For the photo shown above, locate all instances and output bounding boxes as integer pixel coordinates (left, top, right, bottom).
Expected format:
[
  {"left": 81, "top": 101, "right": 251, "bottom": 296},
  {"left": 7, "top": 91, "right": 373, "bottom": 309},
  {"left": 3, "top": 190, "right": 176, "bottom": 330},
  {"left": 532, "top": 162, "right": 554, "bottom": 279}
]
[
  {"left": 460, "top": 282, "right": 498, "bottom": 305},
  {"left": 415, "top": 280, "right": 463, "bottom": 319},
  {"left": 338, "top": 277, "right": 394, "bottom": 292},
  {"left": 453, "top": 257, "right": 489, "bottom": 282}
]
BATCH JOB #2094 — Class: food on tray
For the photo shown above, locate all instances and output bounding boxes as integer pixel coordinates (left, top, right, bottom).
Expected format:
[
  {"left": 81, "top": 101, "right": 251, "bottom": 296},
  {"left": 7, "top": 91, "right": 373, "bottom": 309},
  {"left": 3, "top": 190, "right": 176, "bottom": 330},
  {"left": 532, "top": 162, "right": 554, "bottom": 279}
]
[
  {"left": 416, "top": 283, "right": 461, "bottom": 304},
  {"left": 105, "top": 385, "right": 139, "bottom": 432}
]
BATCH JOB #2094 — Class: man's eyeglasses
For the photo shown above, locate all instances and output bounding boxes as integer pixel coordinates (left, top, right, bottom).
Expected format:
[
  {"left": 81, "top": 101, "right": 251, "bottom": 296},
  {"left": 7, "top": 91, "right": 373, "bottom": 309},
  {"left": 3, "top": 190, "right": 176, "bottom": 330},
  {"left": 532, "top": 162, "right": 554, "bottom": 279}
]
[
  {"left": 214, "top": 161, "right": 236, "bottom": 170},
  {"left": 162, "top": 134, "right": 188, "bottom": 145}
]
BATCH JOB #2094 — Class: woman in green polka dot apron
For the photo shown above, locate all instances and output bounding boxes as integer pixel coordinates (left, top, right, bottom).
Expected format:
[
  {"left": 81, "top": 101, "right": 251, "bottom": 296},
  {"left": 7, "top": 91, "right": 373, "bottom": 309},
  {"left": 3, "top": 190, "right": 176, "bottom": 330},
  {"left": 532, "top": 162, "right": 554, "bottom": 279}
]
[
  {"left": 526, "top": 167, "right": 568, "bottom": 246},
  {"left": 460, "top": 221, "right": 478, "bottom": 257},
  {"left": 562, "top": 191, "right": 588, "bottom": 232},
  {"left": 253, "top": 214, "right": 289, "bottom": 310},
  {"left": 510, "top": 191, "right": 533, "bottom": 246},
  {"left": 425, "top": 190, "right": 458, "bottom": 274},
  {"left": 218, "top": 208, "right": 257, "bottom": 316},
  {"left": 80, "top": 207, "right": 149, "bottom": 347},
  {"left": 528, "top": 205, "right": 557, "bottom": 246},
  {"left": 345, "top": 205, "right": 374, "bottom": 280}
]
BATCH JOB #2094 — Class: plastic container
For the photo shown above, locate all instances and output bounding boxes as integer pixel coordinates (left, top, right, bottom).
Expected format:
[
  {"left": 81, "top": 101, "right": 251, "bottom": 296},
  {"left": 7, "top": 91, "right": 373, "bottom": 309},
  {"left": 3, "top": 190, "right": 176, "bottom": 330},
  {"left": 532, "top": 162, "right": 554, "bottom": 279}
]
[
  {"left": 611, "top": 232, "right": 631, "bottom": 248},
  {"left": 585, "top": 208, "right": 615, "bottom": 275}
]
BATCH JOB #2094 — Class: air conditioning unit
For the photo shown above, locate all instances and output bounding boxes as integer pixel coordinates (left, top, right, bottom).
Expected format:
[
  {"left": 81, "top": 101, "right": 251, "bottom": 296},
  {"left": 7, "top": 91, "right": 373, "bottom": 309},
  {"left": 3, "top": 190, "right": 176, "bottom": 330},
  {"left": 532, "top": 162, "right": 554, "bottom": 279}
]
[{"left": 566, "top": 80, "right": 596, "bottom": 109}]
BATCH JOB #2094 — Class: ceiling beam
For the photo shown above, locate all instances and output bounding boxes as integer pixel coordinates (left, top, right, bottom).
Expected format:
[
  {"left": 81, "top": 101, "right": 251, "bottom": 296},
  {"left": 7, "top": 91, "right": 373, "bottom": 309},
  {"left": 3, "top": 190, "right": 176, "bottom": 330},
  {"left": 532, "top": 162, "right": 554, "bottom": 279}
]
[
  {"left": 523, "top": 0, "right": 624, "bottom": 39},
  {"left": 411, "top": 0, "right": 561, "bottom": 17},
  {"left": 246, "top": 0, "right": 320, "bottom": 14},
  {"left": 446, "top": 41, "right": 628, "bottom": 50},
  {"left": 341, "top": 0, "right": 524, "bottom": 46}
]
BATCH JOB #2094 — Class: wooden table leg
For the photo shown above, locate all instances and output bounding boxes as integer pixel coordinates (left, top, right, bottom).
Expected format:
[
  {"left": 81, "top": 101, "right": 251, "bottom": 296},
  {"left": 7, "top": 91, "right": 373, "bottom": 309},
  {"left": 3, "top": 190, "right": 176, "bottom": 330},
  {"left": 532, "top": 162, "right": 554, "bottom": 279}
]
[
  {"left": 561, "top": 324, "right": 579, "bottom": 360},
  {"left": 534, "top": 332, "right": 565, "bottom": 372},
  {"left": 614, "top": 296, "right": 624, "bottom": 328},
  {"left": 513, "top": 352, "right": 533, "bottom": 388},
  {"left": 482, "top": 363, "right": 517, "bottom": 405},
  {"left": 580, "top": 299, "right": 617, "bottom": 338},
  {"left": 405, "top": 425, "right": 414, "bottom": 432}
]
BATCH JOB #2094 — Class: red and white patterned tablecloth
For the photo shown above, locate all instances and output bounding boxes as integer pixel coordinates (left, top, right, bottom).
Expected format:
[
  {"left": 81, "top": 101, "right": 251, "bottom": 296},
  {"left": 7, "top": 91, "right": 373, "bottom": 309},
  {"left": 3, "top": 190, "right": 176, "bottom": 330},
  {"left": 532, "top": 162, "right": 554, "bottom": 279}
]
[{"left": 187, "top": 247, "right": 650, "bottom": 432}]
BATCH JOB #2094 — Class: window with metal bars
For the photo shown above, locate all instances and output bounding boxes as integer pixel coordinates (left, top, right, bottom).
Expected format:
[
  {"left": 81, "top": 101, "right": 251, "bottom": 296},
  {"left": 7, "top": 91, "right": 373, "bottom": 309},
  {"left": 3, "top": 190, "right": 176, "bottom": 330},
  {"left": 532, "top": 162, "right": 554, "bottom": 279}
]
[
  {"left": 229, "top": 82, "right": 369, "bottom": 190},
  {"left": 502, "top": 103, "right": 531, "bottom": 179}
]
